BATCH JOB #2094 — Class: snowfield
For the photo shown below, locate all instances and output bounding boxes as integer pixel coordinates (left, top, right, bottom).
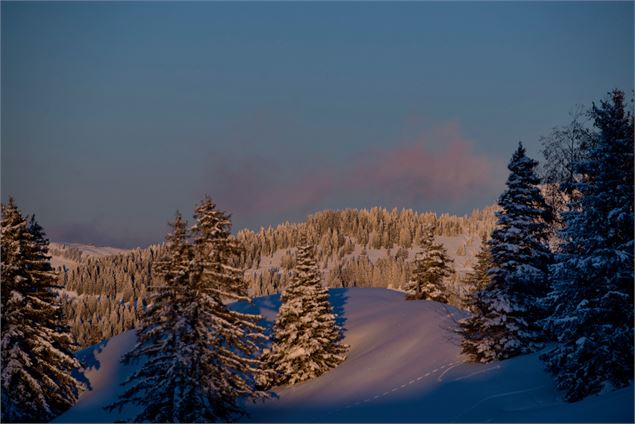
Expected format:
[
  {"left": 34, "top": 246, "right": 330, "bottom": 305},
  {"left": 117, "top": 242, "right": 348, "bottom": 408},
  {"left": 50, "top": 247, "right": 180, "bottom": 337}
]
[
  {"left": 49, "top": 242, "right": 129, "bottom": 270},
  {"left": 56, "top": 288, "right": 633, "bottom": 423}
]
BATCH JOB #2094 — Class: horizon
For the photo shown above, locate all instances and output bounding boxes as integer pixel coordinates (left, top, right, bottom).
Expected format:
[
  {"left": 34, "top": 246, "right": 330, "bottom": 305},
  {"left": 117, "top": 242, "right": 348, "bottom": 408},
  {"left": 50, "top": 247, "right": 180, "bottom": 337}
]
[
  {"left": 48, "top": 201, "right": 498, "bottom": 250},
  {"left": 2, "top": 1, "right": 633, "bottom": 248}
]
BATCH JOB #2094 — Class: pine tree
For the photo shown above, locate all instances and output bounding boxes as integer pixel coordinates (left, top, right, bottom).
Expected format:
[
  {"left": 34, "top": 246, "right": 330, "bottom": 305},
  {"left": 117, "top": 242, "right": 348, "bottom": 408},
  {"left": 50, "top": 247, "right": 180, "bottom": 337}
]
[
  {"left": 405, "top": 226, "right": 453, "bottom": 303},
  {"left": 542, "top": 90, "right": 634, "bottom": 402},
  {"left": 459, "top": 143, "right": 552, "bottom": 362},
  {"left": 264, "top": 237, "right": 347, "bottom": 386},
  {"left": 189, "top": 196, "right": 269, "bottom": 414},
  {"left": 109, "top": 199, "right": 268, "bottom": 422},
  {"left": 107, "top": 211, "right": 194, "bottom": 422},
  {"left": 1, "top": 198, "right": 81, "bottom": 422},
  {"left": 461, "top": 236, "right": 493, "bottom": 312}
]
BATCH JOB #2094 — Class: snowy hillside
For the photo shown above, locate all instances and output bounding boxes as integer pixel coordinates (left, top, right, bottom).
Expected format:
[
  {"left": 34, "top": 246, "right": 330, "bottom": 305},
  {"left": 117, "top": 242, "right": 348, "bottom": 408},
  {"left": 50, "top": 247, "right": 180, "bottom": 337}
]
[
  {"left": 255, "top": 234, "right": 482, "bottom": 277},
  {"left": 56, "top": 288, "right": 633, "bottom": 423},
  {"left": 49, "top": 242, "right": 129, "bottom": 270}
]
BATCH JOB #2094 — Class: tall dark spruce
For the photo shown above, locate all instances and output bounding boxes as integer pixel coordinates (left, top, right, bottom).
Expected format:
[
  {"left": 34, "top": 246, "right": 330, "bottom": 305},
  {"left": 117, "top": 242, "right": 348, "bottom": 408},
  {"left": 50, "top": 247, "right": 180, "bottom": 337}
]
[
  {"left": 1, "top": 198, "right": 81, "bottom": 422},
  {"left": 459, "top": 143, "right": 552, "bottom": 362},
  {"left": 461, "top": 235, "right": 494, "bottom": 312},
  {"left": 542, "top": 90, "right": 634, "bottom": 401},
  {"left": 108, "top": 197, "right": 267, "bottom": 422}
]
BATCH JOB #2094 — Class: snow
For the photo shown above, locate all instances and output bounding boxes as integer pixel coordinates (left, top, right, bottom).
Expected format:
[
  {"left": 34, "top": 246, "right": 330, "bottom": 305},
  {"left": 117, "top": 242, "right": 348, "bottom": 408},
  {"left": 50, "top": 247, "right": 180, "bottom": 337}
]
[
  {"left": 437, "top": 234, "right": 481, "bottom": 273},
  {"left": 54, "top": 331, "right": 141, "bottom": 422},
  {"left": 49, "top": 242, "right": 129, "bottom": 270},
  {"left": 62, "top": 243, "right": 128, "bottom": 258},
  {"left": 56, "top": 288, "right": 633, "bottom": 423},
  {"left": 344, "top": 235, "right": 481, "bottom": 275}
]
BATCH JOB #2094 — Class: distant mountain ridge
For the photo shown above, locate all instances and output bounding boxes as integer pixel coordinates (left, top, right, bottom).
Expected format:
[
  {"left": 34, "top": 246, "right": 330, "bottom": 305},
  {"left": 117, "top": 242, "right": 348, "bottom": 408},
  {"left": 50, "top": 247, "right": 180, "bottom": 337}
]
[{"left": 49, "top": 242, "right": 129, "bottom": 270}]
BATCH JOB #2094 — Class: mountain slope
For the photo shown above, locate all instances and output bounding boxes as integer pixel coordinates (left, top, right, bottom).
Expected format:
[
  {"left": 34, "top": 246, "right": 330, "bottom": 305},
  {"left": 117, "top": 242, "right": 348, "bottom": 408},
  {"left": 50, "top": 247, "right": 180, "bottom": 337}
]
[
  {"left": 49, "top": 242, "right": 129, "bottom": 270},
  {"left": 56, "top": 288, "right": 633, "bottom": 423}
]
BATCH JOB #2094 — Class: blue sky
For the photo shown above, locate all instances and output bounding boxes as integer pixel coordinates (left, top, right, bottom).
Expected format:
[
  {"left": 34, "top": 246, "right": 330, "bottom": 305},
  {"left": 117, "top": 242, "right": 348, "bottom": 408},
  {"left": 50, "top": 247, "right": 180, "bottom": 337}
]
[{"left": 2, "top": 2, "right": 633, "bottom": 248}]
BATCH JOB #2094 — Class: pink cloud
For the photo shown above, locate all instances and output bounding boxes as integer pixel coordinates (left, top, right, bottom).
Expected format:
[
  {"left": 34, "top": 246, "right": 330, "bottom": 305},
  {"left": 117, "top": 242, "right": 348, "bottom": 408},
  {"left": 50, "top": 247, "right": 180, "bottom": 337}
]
[
  {"left": 202, "top": 122, "right": 503, "bottom": 226},
  {"left": 352, "top": 137, "right": 494, "bottom": 203}
]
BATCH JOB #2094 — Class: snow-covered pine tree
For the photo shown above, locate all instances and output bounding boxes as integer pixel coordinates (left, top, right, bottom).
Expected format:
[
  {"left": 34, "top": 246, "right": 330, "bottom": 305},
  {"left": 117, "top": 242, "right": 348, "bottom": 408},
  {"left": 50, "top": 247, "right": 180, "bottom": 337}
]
[
  {"left": 189, "top": 196, "right": 269, "bottom": 413},
  {"left": 459, "top": 143, "right": 552, "bottom": 362},
  {"left": 405, "top": 225, "right": 453, "bottom": 303},
  {"left": 1, "top": 198, "right": 81, "bottom": 423},
  {"left": 542, "top": 90, "right": 634, "bottom": 402},
  {"left": 107, "top": 211, "right": 195, "bottom": 422},
  {"left": 264, "top": 237, "right": 347, "bottom": 386},
  {"left": 109, "top": 200, "right": 268, "bottom": 422},
  {"left": 461, "top": 235, "right": 493, "bottom": 312}
]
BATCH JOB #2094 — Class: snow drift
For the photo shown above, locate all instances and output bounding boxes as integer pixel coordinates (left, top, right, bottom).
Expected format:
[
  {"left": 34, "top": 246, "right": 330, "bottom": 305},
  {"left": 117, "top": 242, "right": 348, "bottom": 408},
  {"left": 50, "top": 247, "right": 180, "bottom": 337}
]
[{"left": 56, "top": 288, "right": 633, "bottom": 423}]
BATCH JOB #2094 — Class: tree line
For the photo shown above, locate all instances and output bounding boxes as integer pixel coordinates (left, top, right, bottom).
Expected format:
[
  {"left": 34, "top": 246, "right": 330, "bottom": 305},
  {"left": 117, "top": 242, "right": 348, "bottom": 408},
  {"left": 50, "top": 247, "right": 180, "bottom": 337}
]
[{"left": 57, "top": 205, "right": 497, "bottom": 349}]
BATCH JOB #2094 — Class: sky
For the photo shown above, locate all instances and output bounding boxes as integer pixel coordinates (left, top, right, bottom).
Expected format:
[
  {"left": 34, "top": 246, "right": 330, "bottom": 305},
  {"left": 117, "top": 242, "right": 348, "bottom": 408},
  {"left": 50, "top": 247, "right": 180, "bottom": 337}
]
[{"left": 2, "top": 2, "right": 633, "bottom": 248}]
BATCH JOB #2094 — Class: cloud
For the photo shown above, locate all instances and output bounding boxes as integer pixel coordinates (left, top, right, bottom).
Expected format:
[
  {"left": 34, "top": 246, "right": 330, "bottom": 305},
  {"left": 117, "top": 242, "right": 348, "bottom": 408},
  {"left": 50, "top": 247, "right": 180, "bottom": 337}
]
[
  {"left": 47, "top": 221, "right": 154, "bottom": 249},
  {"left": 51, "top": 122, "right": 503, "bottom": 246},
  {"left": 348, "top": 127, "right": 496, "bottom": 204},
  {"left": 202, "top": 121, "right": 503, "bottom": 230}
]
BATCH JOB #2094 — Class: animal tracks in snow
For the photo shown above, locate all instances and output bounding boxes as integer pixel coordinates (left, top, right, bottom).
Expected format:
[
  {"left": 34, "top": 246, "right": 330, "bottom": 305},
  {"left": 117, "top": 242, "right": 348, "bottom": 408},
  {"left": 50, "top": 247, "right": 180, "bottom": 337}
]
[
  {"left": 438, "top": 363, "right": 463, "bottom": 382},
  {"left": 332, "top": 360, "right": 459, "bottom": 414},
  {"left": 451, "top": 364, "right": 501, "bottom": 381}
]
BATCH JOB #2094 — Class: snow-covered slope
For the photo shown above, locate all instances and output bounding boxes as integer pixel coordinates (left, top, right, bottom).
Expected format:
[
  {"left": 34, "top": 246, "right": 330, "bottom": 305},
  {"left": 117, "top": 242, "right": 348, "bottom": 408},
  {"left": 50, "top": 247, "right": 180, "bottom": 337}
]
[
  {"left": 252, "top": 234, "right": 481, "bottom": 276},
  {"left": 49, "top": 242, "right": 129, "bottom": 270},
  {"left": 57, "top": 331, "right": 141, "bottom": 422},
  {"left": 56, "top": 288, "right": 634, "bottom": 423}
]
